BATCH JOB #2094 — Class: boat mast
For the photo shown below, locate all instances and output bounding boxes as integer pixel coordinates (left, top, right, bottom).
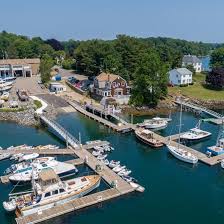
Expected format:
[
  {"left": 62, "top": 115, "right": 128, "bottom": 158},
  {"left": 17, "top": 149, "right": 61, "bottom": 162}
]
[{"left": 178, "top": 103, "right": 183, "bottom": 148}]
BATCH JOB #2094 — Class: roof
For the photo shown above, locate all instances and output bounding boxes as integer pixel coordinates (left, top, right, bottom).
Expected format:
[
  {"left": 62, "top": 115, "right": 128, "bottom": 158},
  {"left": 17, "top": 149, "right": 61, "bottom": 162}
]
[
  {"left": 182, "top": 55, "right": 201, "bottom": 64},
  {"left": 170, "top": 68, "right": 192, "bottom": 76},
  {"left": 38, "top": 168, "right": 58, "bottom": 182},
  {"left": 95, "top": 72, "right": 120, "bottom": 82},
  {"left": 0, "top": 58, "right": 40, "bottom": 65}
]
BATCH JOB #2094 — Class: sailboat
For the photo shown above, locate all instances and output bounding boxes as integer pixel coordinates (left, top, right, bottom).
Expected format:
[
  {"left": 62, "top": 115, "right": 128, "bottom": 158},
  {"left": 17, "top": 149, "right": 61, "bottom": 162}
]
[
  {"left": 166, "top": 103, "right": 198, "bottom": 164},
  {"left": 180, "top": 120, "right": 211, "bottom": 141}
]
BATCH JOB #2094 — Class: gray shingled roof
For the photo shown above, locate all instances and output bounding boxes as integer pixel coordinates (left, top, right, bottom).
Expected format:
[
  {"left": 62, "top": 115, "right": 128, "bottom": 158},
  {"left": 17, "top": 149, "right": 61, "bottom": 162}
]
[
  {"left": 171, "top": 68, "right": 192, "bottom": 76},
  {"left": 182, "top": 55, "right": 201, "bottom": 64}
]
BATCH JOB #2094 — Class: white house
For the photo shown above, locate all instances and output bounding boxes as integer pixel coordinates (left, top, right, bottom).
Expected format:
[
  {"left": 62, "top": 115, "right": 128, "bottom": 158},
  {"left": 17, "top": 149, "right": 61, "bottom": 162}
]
[
  {"left": 182, "top": 55, "right": 202, "bottom": 73},
  {"left": 169, "top": 68, "right": 193, "bottom": 85}
]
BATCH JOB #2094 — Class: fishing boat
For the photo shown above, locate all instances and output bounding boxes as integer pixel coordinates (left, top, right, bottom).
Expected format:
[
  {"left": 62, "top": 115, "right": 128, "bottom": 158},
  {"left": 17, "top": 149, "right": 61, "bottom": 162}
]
[
  {"left": 3, "top": 169, "right": 101, "bottom": 215},
  {"left": 8, "top": 158, "right": 78, "bottom": 184},
  {"left": 0, "top": 79, "right": 13, "bottom": 92},
  {"left": 135, "top": 128, "right": 164, "bottom": 148},
  {"left": 207, "top": 133, "right": 224, "bottom": 155},
  {"left": 180, "top": 120, "right": 211, "bottom": 141},
  {"left": 140, "top": 117, "right": 168, "bottom": 130},
  {"left": 166, "top": 103, "right": 198, "bottom": 164},
  {"left": 18, "top": 153, "right": 39, "bottom": 162}
]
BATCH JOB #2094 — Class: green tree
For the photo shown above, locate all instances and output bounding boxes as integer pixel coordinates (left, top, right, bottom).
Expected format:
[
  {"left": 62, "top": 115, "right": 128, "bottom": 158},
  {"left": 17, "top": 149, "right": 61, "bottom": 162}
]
[
  {"left": 186, "top": 64, "right": 196, "bottom": 75},
  {"left": 40, "top": 55, "right": 54, "bottom": 83},
  {"left": 130, "top": 50, "right": 168, "bottom": 106},
  {"left": 210, "top": 48, "right": 224, "bottom": 68}
]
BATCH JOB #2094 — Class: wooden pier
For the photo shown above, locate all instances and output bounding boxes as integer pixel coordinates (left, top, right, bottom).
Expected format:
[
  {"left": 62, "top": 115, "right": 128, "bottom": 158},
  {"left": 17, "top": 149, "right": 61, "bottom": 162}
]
[{"left": 68, "top": 101, "right": 134, "bottom": 133}]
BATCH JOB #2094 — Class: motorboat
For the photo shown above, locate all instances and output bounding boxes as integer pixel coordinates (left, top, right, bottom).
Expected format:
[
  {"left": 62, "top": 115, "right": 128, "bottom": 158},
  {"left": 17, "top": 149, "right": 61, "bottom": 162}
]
[
  {"left": 3, "top": 169, "right": 101, "bottom": 215},
  {"left": 122, "top": 176, "right": 138, "bottom": 183},
  {"left": 18, "top": 153, "right": 39, "bottom": 162},
  {"left": 92, "top": 151, "right": 102, "bottom": 156},
  {"left": 118, "top": 169, "right": 132, "bottom": 176},
  {"left": 108, "top": 160, "right": 120, "bottom": 168},
  {"left": 112, "top": 165, "right": 126, "bottom": 173},
  {"left": 140, "top": 117, "right": 168, "bottom": 130},
  {"left": 135, "top": 128, "right": 164, "bottom": 148},
  {"left": 10, "top": 153, "right": 24, "bottom": 161},
  {"left": 180, "top": 120, "right": 211, "bottom": 141},
  {"left": 0, "top": 79, "right": 13, "bottom": 92},
  {"left": 166, "top": 103, "right": 198, "bottom": 164},
  {"left": 8, "top": 158, "right": 78, "bottom": 184},
  {"left": 97, "top": 154, "right": 107, "bottom": 160}
]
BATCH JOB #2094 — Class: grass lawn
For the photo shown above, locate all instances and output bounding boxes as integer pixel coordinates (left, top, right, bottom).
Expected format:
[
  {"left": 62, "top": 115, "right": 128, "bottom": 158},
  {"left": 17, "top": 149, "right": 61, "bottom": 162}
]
[
  {"left": 33, "top": 100, "right": 42, "bottom": 109},
  {"left": 168, "top": 73, "right": 224, "bottom": 100}
]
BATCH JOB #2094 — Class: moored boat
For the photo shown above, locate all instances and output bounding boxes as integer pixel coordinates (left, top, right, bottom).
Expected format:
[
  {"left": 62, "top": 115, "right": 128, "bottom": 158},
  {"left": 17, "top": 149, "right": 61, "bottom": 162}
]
[
  {"left": 3, "top": 169, "right": 101, "bottom": 215},
  {"left": 139, "top": 117, "right": 168, "bottom": 130},
  {"left": 135, "top": 128, "right": 164, "bottom": 148}
]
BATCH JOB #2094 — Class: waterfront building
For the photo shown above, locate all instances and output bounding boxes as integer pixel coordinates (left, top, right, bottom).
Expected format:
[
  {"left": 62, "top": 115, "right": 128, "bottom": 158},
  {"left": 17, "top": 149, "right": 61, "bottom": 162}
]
[
  {"left": 169, "top": 68, "right": 193, "bottom": 86},
  {"left": 0, "top": 58, "right": 40, "bottom": 77},
  {"left": 182, "top": 55, "right": 202, "bottom": 73}
]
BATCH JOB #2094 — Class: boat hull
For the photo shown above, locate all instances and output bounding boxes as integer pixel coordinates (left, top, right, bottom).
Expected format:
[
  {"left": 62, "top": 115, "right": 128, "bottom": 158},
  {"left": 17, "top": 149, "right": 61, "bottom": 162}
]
[
  {"left": 135, "top": 132, "right": 163, "bottom": 148},
  {"left": 167, "top": 145, "right": 198, "bottom": 164},
  {"left": 20, "top": 177, "right": 101, "bottom": 216}
]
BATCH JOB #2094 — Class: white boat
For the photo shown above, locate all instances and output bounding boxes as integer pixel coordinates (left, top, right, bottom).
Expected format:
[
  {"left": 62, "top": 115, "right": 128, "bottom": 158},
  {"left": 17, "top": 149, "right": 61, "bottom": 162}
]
[
  {"left": 10, "top": 153, "right": 24, "bottom": 161},
  {"left": 112, "top": 165, "right": 126, "bottom": 173},
  {"left": 0, "top": 153, "right": 11, "bottom": 161},
  {"left": 3, "top": 169, "right": 101, "bottom": 215},
  {"left": 118, "top": 169, "right": 132, "bottom": 176},
  {"left": 122, "top": 176, "right": 138, "bottom": 183},
  {"left": 0, "top": 79, "right": 13, "bottom": 92},
  {"left": 180, "top": 120, "right": 211, "bottom": 141},
  {"left": 109, "top": 160, "right": 120, "bottom": 168},
  {"left": 97, "top": 154, "right": 107, "bottom": 160},
  {"left": 8, "top": 158, "right": 78, "bottom": 184},
  {"left": 141, "top": 117, "right": 168, "bottom": 130},
  {"left": 166, "top": 103, "right": 198, "bottom": 164},
  {"left": 18, "top": 153, "right": 39, "bottom": 162},
  {"left": 92, "top": 151, "right": 102, "bottom": 156}
]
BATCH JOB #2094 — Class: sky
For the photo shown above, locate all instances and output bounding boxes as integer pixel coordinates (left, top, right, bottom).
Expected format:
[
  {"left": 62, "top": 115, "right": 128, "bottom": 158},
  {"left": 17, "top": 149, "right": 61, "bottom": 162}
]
[{"left": 0, "top": 0, "right": 223, "bottom": 43}]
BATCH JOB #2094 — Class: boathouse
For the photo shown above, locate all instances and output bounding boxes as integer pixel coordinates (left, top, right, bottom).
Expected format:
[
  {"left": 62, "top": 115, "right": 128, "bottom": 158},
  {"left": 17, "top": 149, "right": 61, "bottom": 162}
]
[{"left": 0, "top": 58, "right": 40, "bottom": 78}]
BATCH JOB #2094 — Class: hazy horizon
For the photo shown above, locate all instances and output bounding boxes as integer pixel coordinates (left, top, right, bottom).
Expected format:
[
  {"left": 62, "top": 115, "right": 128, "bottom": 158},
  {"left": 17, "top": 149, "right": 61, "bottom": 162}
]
[{"left": 1, "top": 0, "right": 223, "bottom": 43}]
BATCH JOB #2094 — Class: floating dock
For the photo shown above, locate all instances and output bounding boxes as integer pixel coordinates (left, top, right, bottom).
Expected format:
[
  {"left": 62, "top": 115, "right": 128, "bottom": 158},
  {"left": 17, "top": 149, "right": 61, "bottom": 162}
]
[{"left": 68, "top": 101, "right": 134, "bottom": 133}]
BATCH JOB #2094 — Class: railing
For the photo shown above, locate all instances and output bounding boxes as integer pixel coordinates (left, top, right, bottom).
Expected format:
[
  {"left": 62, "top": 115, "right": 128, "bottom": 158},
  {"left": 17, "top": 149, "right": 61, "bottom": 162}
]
[
  {"left": 175, "top": 99, "right": 223, "bottom": 119},
  {"left": 40, "top": 115, "right": 80, "bottom": 148}
]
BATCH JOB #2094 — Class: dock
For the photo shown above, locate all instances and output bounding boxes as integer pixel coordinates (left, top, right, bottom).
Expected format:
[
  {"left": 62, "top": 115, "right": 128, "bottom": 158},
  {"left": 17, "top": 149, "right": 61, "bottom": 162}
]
[
  {"left": 13, "top": 144, "right": 138, "bottom": 224},
  {"left": 68, "top": 101, "right": 134, "bottom": 133}
]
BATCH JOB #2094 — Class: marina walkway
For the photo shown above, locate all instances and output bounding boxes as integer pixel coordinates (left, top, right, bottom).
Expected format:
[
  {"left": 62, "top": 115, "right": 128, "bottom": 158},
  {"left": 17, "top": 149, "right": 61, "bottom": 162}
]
[
  {"left": 175, "top": 99, "right": 223, "bottom": 119},
  {"left": 68, "top": 101, "right": 133, "bottom": 133}
]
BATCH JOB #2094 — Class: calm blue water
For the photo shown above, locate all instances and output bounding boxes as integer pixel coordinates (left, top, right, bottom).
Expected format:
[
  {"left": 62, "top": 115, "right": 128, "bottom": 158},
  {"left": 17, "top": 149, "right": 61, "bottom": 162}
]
[{"left": 0, "top": 111, "right": 224, "bottom": 224}]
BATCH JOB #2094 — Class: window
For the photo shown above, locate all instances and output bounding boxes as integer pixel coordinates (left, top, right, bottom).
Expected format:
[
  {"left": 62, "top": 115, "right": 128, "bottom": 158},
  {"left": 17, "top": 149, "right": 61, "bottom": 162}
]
[
  {"left": 52, "top": 190, "right": 58, "bottom": 195},
  {"left": 45, "top": 192, "right": 51, "bottom": 197},
  {"left": 59, "top": 189, "right": 65, "bottom": 193}
]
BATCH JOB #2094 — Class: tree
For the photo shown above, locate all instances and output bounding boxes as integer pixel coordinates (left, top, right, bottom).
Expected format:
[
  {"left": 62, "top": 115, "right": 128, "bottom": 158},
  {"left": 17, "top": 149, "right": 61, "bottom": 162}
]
[
  {"left": 45, "top": 39, "right": 64, "bottom": 51},
  {"left": 130, "top": 50, "right": 168, "bottom": 106},
  {"left": 186, "top": 64, "right": 196, "bottom": 75},
  {"left": 210, "top": 48, "right": 224, "bottom": 68},
  {"left": 40, "top": 55, "right": 54, "bottom": 83}
]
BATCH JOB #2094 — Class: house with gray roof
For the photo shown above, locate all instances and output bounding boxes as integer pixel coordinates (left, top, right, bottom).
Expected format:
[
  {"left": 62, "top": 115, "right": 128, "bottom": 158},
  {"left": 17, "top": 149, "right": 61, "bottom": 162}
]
[
  {"left": 169, "top": 68, "right": 193, "bottom": 86},
  {"left": 182, "top": 55, "right": 202, "bottom": 73}
]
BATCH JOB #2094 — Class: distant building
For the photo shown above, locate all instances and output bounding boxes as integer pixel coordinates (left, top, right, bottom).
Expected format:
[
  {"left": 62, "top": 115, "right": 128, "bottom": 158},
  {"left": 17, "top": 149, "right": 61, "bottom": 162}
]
[
  {"left": 93, "top": 72, "right": 130, "bottom": 97},
  {"left": 0, "top": 58, "right": 40, "bottom": 78},
  {"left": 182, "top": 55, "right": 202, "bottom": 73},
  {"left": 169, "top": 68, "right": 193, "bottom": 85}
]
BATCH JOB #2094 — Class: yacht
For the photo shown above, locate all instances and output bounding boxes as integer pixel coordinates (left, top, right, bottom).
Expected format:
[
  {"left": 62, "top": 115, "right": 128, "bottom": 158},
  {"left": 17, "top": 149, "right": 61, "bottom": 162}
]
[
  {"left": 140, "top": 117, "right": 168, "bottom": 130},
  {"left": 166, "top": 103, "right": 198, "bottom": 164},
  {"left": 135, "top": 128, "right": 164, "bottom": 148},
  {"left": 3, "top": 169, "right": 101, "bottom": 215},
  {"left": 180, "top": 120, "right": 211, "bottom": 141},
  {"left": 8, "top": 157, "right": 78, "bottom": 184},
  {"left": 0, "top": 79, "right": 13, "bottom": 92}
]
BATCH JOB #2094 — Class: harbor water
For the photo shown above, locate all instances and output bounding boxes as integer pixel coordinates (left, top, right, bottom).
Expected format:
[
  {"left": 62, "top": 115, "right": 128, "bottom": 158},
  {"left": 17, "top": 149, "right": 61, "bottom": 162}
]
[{"left": 0, "top": 111, "right": 224, "bottom": 224}]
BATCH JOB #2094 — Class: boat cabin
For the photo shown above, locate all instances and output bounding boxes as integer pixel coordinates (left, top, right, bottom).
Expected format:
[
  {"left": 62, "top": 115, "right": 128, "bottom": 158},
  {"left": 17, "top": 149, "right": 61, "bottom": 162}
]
[
  {"left": 218, "top": 138, "right": 224, "bottom": 148},
  {"left": 141, "top": 129, "right": 154, "bottom": 138}
]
